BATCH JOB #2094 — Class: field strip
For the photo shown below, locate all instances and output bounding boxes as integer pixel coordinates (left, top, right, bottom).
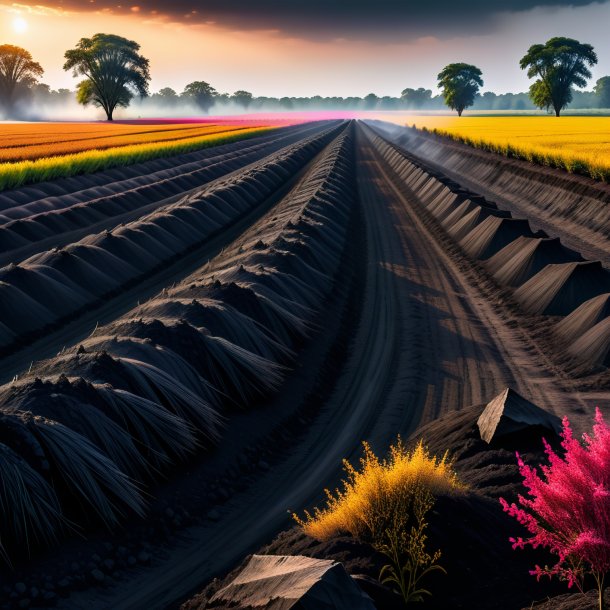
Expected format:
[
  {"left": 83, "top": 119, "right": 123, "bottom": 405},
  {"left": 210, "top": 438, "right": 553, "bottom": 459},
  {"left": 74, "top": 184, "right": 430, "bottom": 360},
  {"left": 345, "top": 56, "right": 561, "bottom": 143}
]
[
  {"left": 0, "top": 127, "right": 274, "bottom": 191},
  {"left": 0, "top": 122, "right": 323, "bottom": 216},
  {"left": 0, "top": 127, "right": 357, "bottom": 593},
  {"left": 60, "top": 122, "right": 581, "bottom": 610},
  {"left": 369, "top": 120, "right": 610, "bottom": 266},
  {"left": 0, "top": 123, "right": 346, "bottom": 382},
  {"left": 0, "top": 123, "right": 336, "bottom": 267}
]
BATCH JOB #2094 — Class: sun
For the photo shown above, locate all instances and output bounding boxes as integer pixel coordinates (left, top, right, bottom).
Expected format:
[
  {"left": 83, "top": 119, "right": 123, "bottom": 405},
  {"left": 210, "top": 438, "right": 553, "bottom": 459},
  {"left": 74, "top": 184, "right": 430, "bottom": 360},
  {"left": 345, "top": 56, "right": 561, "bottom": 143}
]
[{"left": 12, "top": 16, "right": 28, "bottom": 34}]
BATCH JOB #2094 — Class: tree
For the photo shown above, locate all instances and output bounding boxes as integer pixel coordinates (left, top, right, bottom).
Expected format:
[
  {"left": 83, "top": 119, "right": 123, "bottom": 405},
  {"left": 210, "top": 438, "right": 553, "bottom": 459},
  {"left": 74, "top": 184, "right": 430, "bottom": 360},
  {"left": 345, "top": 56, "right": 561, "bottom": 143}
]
[
  {"left": 401, "top": 87, "right": 432, "bottom": 109},
  {"left": 595, "top": 76, "right": 610, "bottom": 108},
  {"left": 216, "top": 92, "right": 230, "bottom": 106},
  {"left": 478, "top": 91, "right": 497, "bottom": 110},
  {"left": 520, "top": 37, "right": 597, "bottom": 117},
  {"left": 158, "top": 87, "right": 178, "bottom": 101},
  {"left": 437, "top": 63, "right": 483, "bottom": 116},
  {"left": 182, "top": 81, "right": 217, "bottom": 113},
  {"left": 64, "top": 34, "right": 150, "bottom": 121},
  {"left": 0, "top": 45, "right": 43, "bottom": 115},
  {"left": 363, "top": 93, "right": 379, "bottom": 109},
  {"left": 232, "top": 90, "right": 253, "bottom": 110}
]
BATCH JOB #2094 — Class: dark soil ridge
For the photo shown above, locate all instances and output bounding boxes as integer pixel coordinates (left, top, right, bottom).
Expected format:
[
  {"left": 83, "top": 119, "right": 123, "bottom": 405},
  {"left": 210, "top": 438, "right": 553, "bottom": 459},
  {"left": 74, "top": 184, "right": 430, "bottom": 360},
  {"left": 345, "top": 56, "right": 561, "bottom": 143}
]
[
  {"left": 0, "top": 123, "right": 336, "bottom": 267},
  {"left": 368, "top": 121, "right": 610, "bottom": 263},
  {"left": 364, "top": 123, "right": 610, "bottom": 385},
  {"left": 0, "top": 122, "right": 346, "bottom": 363},
  {"left": 0, "top": 127, "right": 367, "bottom": 609}
]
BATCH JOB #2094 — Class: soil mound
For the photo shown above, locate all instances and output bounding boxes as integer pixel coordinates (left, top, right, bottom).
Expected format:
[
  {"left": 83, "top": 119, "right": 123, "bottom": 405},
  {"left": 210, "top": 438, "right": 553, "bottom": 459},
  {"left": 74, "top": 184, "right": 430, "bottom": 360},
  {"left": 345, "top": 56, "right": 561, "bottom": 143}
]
[
  {"left": 460, "top": 216, "right": 540, "bottom": 260},
  {"left": 487, "top": 236, "right": 584, "bottom": 287},
  {"left": 568, "top": 316, "right": 610, "bottom": 370},
  {"left": 555, "top": 292, "right": 610, "bottom": 345},
  {"left": 514, "top": 261, "right": 610, "bottom": 316}
]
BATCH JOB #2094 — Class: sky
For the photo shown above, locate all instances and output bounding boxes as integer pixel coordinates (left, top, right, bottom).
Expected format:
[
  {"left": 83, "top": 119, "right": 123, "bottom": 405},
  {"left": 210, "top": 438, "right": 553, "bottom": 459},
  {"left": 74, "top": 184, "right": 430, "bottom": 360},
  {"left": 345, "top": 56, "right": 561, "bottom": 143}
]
[{"left": 0, "top": 0, "right": 609, "bottom": 98}]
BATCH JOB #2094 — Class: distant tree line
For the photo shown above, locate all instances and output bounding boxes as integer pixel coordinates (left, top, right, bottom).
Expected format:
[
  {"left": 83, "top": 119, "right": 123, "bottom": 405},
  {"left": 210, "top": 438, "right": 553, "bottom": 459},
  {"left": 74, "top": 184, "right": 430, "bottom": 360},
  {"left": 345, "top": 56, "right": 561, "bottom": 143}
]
[{"left": 0, "top": 35, "right": 608, "bottom": 120}]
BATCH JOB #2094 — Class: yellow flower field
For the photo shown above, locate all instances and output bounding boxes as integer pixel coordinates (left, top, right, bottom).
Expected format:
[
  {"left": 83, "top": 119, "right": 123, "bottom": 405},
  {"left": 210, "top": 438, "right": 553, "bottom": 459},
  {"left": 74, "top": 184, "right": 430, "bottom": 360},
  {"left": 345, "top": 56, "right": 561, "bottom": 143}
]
[{"left": 383, "top": 115, "right": 610, "bottom": 182}]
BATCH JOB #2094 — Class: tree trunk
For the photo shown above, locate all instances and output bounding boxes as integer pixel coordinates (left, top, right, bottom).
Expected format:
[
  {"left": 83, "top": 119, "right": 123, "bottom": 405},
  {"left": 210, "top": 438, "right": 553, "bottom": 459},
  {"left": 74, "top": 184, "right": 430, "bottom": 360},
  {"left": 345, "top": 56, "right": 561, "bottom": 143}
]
[
  {"left": 457, "top": 108, "right": 463, "bottom": 117},
  {"left": 554, "top": 104, "right": 561, "bottom": 117}
]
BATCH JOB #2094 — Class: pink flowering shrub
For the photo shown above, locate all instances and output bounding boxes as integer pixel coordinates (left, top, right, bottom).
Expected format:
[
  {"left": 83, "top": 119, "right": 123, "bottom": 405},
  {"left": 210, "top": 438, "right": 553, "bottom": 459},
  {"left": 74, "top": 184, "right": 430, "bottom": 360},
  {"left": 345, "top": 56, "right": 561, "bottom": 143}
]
[{"left": 500, "top": 408, "right": 610, "bottom": 609}]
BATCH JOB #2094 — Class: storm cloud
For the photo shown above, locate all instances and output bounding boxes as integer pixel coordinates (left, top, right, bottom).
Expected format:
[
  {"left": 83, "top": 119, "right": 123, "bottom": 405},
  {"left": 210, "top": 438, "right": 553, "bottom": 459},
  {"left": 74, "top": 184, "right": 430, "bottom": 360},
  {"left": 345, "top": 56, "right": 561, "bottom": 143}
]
[{"left": 17, "top": 0, "right": 606, "bottom": 39}]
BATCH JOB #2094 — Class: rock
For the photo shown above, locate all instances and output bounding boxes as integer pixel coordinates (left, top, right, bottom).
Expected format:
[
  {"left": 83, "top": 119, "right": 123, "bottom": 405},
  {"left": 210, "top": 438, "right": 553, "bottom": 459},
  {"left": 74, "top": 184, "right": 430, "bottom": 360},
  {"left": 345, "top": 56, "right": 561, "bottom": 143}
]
[
  {"left": 29, "top": 587, "right": 39, "bottom": 599},
  {"left": 43, "top": 591, "right": 57, "bottom": 603},
  {"left": 18, "top": 599, "right": 30, "bottom": 609},
  {"left": 258, "top": 460, "right": 270, "bottom": 471},
  {"left": 15, "top": 583, "right": 27, "bottom": 595},
  {"left": 477, "top": 387, "right": 562, "bottom": 444},
  {"left": 209, "top": 555, "right": 375, "bottom": 609},
  {"left": 164, "top": 508, "right": 175, "bottom": 519},
  {"left": 127, "top": 556, "right": 137, "bottom": 567},
  {"left": 102, "top": 559, "right": 115, "bottom": 572},
  {"left": 90, "top": 569, "right": 105, "bottom": 583}
]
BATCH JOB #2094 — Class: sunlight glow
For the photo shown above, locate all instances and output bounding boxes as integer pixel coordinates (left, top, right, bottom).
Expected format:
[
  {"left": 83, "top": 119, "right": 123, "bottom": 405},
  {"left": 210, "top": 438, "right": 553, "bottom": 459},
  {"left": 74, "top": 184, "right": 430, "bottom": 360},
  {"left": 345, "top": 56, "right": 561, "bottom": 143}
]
[{"left": 12, "top": 16, "right": 28, "bottom": 34}]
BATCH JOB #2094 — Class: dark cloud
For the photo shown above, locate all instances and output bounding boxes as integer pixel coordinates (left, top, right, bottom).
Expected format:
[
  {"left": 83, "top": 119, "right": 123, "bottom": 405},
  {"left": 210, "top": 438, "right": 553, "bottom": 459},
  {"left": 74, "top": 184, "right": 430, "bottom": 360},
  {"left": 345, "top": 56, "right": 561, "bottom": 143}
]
[{"left": 31, "top": 0, "right": 606, "bottom": 39}]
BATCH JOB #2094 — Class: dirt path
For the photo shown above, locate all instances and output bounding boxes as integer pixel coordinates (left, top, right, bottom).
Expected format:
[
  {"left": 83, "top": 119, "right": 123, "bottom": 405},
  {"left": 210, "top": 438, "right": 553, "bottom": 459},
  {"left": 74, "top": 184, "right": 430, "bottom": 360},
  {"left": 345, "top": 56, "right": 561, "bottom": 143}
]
[{"left": 58, "top": 122, "right": 596, "bottom": 610}]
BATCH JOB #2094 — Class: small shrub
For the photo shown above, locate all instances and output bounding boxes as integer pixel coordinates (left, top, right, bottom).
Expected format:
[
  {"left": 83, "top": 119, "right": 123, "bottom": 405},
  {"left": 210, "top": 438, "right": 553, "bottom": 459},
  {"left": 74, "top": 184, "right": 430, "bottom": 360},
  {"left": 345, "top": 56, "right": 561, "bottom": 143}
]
[
  {"left": 501, "top": 409, "right": 610, "bottom": 610},
  {"left": 294, "top": 438, "right": 463, "bottom": 604}
]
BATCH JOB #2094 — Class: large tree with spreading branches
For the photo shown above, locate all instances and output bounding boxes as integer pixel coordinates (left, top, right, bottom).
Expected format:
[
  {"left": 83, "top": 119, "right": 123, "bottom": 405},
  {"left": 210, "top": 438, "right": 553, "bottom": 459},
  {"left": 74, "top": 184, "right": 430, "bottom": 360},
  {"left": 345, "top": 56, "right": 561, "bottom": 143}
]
[
  {"left": 437, "top": 63, "right": 483, "bottom": 116},
  {"left": 64, "top": 33, "right": 150, "bottom": 121},
  {"left": 520, "top": 37, "right": 597, "bottom": 117},
  {"left": 0, "top": 45, "right": 43, "bottom": 115}
]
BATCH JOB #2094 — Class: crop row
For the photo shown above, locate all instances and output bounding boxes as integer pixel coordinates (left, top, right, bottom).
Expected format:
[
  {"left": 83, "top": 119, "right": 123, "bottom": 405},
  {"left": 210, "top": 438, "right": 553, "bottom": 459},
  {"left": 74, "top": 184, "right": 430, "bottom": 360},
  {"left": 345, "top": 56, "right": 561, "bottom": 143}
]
[
  {"left": 0, "top": 122, "right": 328, "bottom": 214},
  {"left": 0, "top": 125, "right": 255, "bottom": 162},
  {"left": 0, "top": 122, "right": 346, "bottom": 356},
  {"left": 367, "top": 125, "right": 610, "bottom": 373},
  {"left": 0, "top": 123, "right": 337, "bottom": 264},
  {"left": 0, "top": 127, "right": 274, "bottom": 192},
  {"left": 0, "top": 125, "right": 355, "bottom": 562}
]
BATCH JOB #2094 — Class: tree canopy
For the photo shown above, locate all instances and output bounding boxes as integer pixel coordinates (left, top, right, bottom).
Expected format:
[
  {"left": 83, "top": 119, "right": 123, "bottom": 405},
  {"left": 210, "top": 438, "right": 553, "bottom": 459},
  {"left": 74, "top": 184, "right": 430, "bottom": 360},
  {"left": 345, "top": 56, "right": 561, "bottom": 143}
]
[
  {"left": 437, "top": 63, "right": 483, "bottom": 116},
  {"left": 0, "top": 44, "right": 43, "bottom": 115},
  {"left": 594, "top": 76, "right": 610, "bottom": 109},
  {"left": 520, "top": 37, "right": 597, "bottom": 117},
  {"left": 401, "top": 87, "right": 432, "bottom": 109},
  {"left": 232, "top": 90, "right": 253, "bottom": 110},
  {"left": 182, "top": 81, "right": 218, "bottom": 113},
  {"left": 63, "top": 33, "right": 150, "bottom": 121}
]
